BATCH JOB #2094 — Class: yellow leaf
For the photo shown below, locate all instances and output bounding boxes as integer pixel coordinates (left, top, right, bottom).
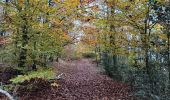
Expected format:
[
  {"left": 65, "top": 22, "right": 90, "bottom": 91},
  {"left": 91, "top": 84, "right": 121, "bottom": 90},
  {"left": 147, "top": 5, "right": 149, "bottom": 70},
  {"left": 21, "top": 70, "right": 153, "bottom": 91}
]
[{"left": 51, "top": 82, "right": 60, "bottom": 87}]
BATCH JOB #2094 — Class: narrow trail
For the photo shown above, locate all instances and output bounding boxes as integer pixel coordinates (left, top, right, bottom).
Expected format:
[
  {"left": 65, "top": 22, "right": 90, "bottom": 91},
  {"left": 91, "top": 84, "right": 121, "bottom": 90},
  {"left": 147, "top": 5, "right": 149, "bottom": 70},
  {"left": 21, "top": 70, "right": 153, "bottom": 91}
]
[{"left": 54, "top": 59, "right": 133, "bottom": 100}]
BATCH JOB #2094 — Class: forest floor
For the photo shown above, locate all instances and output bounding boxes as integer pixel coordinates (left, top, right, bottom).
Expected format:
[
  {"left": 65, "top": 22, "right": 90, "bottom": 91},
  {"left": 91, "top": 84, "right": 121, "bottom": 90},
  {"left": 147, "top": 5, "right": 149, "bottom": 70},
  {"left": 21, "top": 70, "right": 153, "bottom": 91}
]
[
  {"left": 51, "top": 59, "right": 133, "bottom": 100},
  {"left": 0, "top": 59, "right": 134, "bottom": 100}
]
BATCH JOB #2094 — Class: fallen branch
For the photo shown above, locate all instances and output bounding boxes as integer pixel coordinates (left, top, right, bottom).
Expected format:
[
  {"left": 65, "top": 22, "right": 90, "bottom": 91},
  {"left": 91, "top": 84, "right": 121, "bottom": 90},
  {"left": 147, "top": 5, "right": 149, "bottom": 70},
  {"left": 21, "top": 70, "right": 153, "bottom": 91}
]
[
  {"left": 0, "top": 89, "right": 15, "bottom": 100},
  {"left": 50, "top": 73, "right": 64, "bottom": 81},
  {"left": 56, "top": 73, "right": 63, "bottom": 80}
]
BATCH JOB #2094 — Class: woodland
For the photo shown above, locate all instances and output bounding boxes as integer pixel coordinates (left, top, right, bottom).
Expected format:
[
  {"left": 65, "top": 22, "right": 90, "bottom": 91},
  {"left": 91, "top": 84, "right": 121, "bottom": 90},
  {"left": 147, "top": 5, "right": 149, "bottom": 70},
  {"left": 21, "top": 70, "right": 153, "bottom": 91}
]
[{"left": 0, "top": 0, "right": 170, "bottom": 100}]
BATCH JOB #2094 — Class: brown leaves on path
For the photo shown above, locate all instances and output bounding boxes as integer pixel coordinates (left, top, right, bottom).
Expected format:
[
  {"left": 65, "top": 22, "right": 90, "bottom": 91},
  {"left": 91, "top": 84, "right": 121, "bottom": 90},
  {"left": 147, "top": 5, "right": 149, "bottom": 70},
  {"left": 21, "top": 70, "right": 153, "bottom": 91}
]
[{"left": 53, "top": 59, "right": 134, "bottom": 100}]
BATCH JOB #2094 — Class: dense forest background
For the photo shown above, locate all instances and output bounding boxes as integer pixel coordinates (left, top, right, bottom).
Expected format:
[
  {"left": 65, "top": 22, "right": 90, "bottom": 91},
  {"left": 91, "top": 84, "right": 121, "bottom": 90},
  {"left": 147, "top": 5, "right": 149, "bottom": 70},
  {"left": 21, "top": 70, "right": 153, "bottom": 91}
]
[{"left": 0, "top": 0, "right": 170, "bottom": 100}]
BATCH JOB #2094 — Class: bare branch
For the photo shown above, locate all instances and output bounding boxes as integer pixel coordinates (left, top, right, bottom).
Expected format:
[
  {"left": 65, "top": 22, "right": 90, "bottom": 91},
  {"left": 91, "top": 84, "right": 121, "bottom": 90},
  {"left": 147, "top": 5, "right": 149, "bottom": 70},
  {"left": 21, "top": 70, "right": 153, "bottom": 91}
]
[{"left": 0, "top": 89, "right": 15, "bottom": 100}]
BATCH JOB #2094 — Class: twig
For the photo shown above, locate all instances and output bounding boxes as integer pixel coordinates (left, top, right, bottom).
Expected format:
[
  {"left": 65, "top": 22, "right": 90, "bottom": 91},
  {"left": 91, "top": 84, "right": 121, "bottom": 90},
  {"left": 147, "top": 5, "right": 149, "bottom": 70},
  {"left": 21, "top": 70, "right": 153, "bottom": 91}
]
[
  {"left": 56, "top": 73, "right": 63, "bottom": 80},
  {"left": 50, "top": 73, "right": 64, "bottom": 81}
]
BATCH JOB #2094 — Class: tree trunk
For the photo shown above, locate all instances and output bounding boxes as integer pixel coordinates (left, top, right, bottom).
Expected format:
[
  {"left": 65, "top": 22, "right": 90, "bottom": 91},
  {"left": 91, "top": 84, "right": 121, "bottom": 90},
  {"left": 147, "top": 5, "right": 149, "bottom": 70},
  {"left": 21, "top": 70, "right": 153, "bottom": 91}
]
[
  {"left": 32, "top": 42, "right": 37, "bottom": 70},
  {"left": 18, "top": 20, "right": 29, "bottom": 67},
  {"left": 168, "top": 33, "right": 170, "bottom": 83}
]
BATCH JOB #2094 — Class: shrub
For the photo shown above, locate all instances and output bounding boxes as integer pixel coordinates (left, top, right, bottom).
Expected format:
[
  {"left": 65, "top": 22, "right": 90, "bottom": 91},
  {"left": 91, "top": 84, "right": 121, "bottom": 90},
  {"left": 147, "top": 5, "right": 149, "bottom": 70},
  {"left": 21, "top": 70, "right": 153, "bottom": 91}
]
[
  {"left": 82, "top": 52, "right": 96, "bottom": 58},
  {"left": 10, "top": 68, "right": 55, "bottom": 84},
  {"left": 17, "top": 78, "right": 51, "bottom": 92}
]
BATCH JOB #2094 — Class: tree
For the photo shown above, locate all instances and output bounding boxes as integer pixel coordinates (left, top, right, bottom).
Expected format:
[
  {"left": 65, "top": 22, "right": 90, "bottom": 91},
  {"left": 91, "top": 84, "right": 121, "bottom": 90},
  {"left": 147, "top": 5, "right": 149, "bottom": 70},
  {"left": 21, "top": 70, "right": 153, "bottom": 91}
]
[
  {"left": 153, "top": 0, "right": 170, "bottom": 83},
  {"left": 0, "top": 0, "right": 79, "bottom": 70}
]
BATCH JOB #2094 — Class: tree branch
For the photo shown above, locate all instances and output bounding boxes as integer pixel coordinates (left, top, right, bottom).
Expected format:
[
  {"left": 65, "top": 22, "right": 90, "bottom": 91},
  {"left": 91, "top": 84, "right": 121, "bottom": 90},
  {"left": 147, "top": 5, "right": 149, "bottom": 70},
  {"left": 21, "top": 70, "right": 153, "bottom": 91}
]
[{"left": 0, "top": 89, "right": 15, "bottom": 100}]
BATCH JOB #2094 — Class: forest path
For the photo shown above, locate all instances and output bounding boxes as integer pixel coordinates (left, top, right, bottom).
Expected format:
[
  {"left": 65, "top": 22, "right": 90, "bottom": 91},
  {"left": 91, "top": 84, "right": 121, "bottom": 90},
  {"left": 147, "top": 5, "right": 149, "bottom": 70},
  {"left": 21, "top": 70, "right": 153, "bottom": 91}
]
[{"left": 54, "top": 59, "right": 132, "bottom": 100}]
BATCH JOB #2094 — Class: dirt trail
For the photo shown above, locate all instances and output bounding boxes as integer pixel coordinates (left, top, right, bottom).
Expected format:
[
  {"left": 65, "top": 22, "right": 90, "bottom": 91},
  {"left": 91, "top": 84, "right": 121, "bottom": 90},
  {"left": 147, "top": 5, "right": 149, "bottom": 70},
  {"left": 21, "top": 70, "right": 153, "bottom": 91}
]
[
  {"left": 1, "top": 59, "right": 133, "bottom": 100},
  {"left": 54, "top": 59, "right": 133, "bottom": 100}
]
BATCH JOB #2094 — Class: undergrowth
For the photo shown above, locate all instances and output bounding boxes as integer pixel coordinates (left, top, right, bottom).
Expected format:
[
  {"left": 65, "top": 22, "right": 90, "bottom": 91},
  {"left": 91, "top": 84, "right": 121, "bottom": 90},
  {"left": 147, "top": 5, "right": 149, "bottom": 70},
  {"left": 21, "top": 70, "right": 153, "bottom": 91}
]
[{"left": 10, "top": 68, "right": 55, "bottom": 84}]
